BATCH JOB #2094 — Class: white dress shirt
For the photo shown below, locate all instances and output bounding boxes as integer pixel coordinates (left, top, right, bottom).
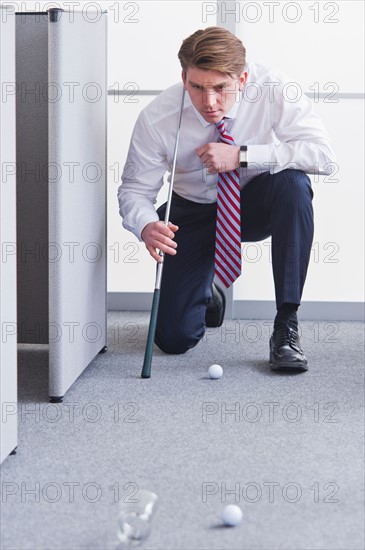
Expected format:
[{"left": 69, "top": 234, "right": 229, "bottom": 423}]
[{"left": 118, "top": 62, "right": 336, "bottom": 241}]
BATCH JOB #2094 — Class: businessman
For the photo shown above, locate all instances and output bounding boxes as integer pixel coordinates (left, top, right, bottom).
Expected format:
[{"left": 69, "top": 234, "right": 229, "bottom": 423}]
[{"left": 118, "top": 26, "right": 335, "bottom": 372}]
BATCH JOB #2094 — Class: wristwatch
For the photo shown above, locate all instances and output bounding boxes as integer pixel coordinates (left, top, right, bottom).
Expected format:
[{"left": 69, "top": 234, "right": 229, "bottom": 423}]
[{"left": 239, "top": 145, "right": 248, "bottom": 168}]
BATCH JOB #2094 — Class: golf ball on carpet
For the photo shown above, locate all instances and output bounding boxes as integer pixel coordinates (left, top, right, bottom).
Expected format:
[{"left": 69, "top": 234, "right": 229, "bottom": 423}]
[
  {"left": 208, "top": 364, "right": 223, "bottom": 379},
  {"left": 221, "top": 504, "right": 243, "bottom": 526}
]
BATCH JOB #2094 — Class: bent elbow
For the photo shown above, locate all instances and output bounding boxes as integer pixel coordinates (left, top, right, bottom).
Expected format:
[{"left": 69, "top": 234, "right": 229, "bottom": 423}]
[{"left": 319, "top": 141, "right": 337, "bottom": 175}]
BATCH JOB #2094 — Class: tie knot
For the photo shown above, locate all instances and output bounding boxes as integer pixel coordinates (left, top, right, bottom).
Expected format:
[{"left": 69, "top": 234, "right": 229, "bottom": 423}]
[
  {"left": 215, "top": 119, "right": 226, "bottom": 134},
  {"left": 215, "top": 118, "right": 236, "bottom": 146}
]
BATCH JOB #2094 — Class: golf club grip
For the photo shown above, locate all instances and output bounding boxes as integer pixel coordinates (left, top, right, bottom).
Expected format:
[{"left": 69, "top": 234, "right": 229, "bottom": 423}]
[{"left": 141, "top": 288, "right": 161, "bottom": 378}]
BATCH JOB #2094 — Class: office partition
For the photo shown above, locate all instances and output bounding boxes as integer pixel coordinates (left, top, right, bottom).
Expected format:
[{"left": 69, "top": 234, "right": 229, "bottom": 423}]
[{"left": 16, "top": 8, "right": 108, "bottom": 401}]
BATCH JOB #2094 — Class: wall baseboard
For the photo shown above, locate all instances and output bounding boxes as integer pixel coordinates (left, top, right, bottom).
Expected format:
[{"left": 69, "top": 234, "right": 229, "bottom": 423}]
[
  {"left": 108, "top": 293, "right": 365, "bottom": 322},
  {"left": 233, "top": 300, "right": 364, "bottom": 321}
]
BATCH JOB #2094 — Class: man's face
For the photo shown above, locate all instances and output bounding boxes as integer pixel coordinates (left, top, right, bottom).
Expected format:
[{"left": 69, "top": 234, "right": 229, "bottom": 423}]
[{"left": 182, "top": 66, "right": 247, "bottom": 124}]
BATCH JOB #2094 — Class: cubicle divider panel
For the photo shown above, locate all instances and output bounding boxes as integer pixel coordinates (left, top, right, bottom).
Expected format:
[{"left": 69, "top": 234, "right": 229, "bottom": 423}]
[
  {"left": 16, "top": 13, "right": 49, "bottom": 344},
  {"left": 48, "top": 9, "right": 107, "bottom": 399}
]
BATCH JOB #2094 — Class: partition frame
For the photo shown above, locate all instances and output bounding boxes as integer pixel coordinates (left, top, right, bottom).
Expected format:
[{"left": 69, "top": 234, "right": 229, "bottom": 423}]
[{"left": 0, "top": 6, "right": 18, "bottom": 463}]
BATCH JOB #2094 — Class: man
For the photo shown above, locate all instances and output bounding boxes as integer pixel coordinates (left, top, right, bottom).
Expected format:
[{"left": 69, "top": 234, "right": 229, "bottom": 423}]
[{"left": 118, "top": 26, "right": 335, "bottom": 372}]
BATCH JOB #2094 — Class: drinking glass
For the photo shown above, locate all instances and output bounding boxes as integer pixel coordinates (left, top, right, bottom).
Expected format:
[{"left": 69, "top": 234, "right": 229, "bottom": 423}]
[{"left": 116, "top": 490, "right": 158, "bottom": 547}]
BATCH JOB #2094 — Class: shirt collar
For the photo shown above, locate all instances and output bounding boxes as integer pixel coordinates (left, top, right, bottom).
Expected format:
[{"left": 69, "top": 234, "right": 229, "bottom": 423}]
[{"left": 190, "top": 91, "right": 243, "bottom": 127}]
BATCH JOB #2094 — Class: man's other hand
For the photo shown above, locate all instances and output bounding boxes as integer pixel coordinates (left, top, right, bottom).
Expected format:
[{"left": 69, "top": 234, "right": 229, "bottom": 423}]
[{"left": 141, "top": 221, "right": 179, "bottom": 262}]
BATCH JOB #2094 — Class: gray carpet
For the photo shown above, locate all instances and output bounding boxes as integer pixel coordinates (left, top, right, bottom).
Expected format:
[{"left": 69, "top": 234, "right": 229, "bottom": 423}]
[{"left": 1, "top": 313, "right": 364, "bottom": 550}]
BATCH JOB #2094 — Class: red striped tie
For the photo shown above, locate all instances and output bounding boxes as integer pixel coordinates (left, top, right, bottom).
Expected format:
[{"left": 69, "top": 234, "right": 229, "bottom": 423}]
[{"left": 214, "top": 119, "right": 241, "bottom": 288}]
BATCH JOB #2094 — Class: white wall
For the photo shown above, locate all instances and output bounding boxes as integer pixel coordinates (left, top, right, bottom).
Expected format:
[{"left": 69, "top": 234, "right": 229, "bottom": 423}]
[
  {"left": 108, "top": 95, "right": 162, "bottom": 292},
  {"left": 233, "top": 0, "right": 364, "bottom": 92},
  {"left": 108, "top": 0, "right": 217, "bottom": 90},
  {"left": 232, "top": 98, "right": 364, "bottom": 303},
  {"left": 232, "top": 0, "right": 364, "bottom": 303}
]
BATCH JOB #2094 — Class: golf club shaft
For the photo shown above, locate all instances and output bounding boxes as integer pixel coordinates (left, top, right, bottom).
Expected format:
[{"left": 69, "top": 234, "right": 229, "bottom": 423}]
[{"left": 141, "top": 87, "right": 186, "bottom": 378}]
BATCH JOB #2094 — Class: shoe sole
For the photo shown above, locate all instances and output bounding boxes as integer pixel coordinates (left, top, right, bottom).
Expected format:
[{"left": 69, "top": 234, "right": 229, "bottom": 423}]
[{"left": 270, "top": 360, "right": 308, "bottom": 372}]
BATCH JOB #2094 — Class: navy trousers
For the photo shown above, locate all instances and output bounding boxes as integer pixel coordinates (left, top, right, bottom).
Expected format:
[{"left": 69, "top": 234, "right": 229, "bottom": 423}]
[{"left": 155, "top": 169, "right": 314, "bottom": 354}]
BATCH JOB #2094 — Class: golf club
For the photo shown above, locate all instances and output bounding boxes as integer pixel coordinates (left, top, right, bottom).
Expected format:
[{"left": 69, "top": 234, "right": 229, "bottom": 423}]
[{"left": 141, "top": 86, "right": 186, "bottom": 378}]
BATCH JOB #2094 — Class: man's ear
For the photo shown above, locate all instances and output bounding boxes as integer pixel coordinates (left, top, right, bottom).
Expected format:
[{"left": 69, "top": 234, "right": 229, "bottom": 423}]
[
  {"left": 239, "top": 70, "right": 248, "bottom": 91},
  {"left": 181, "top": 70, "right": 186, "bottom": 86}
]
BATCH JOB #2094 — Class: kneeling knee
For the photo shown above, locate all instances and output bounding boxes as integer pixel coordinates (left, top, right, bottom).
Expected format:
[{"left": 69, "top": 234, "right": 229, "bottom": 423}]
[{"left": 155, "top": 325, "right": 202, "bottom": 355}]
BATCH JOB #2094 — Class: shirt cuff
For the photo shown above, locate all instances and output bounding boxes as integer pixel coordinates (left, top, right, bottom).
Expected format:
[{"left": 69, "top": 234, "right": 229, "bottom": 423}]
[
  {"left": 135, "top": 212, "right": 159, "bottom": 242},
  {"left": 247, "top": 144, "right": 274, "bottom": 170}
]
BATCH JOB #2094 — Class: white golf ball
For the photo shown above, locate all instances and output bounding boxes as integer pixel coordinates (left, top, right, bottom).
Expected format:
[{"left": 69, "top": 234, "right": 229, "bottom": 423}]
[
  {"left": 221, "top": 504, "right": 243, "bottom": 526},
  {"left": 208, "top": 364, "right": 223, "bottom": 379}
]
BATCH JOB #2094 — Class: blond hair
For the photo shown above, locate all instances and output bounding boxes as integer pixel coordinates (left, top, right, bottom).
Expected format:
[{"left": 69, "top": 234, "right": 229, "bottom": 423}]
[{"left": 178, "top": 27, "right": 246, "bottom": 78}]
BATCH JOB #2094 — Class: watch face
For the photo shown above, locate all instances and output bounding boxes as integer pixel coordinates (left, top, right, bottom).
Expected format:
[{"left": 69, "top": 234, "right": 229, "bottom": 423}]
[
  {"left": 240, "top": 148, "right": 247, "bottom": 163},
  {"left": 240, "top": 146, "right": 247, "bottom": 167}
]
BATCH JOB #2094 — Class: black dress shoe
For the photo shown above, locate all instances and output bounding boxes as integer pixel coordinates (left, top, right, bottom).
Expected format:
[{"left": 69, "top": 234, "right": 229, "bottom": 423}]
[
  {"left": 270, "top": 323, "right": 308, "bottom": 372},
  {"left": 205, "top": 283, "right": 226, "bottom": 328}
]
